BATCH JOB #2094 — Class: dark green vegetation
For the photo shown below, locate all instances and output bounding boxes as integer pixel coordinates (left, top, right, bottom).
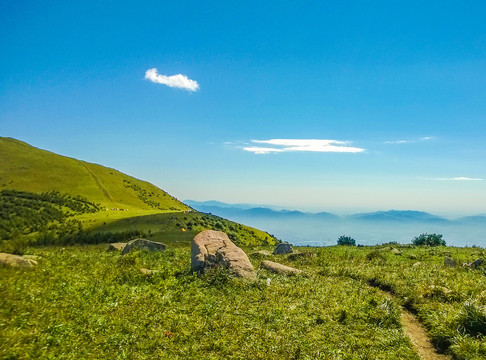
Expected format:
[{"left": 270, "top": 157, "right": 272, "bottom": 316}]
[
  {"left": 337, "top": 235, "right": 356, "bottom": 246},
  {"left": 1, "top": 244, "right": 484, "bottom": 359},
  {"left": 0, "top": 190, "right": 99, "bottom": 240},
  {"left": 0, "top": 137, "right": 278, "bottom": 250},
  {"left": 413, "top": 233, "right": 446, "bottom": 246}
]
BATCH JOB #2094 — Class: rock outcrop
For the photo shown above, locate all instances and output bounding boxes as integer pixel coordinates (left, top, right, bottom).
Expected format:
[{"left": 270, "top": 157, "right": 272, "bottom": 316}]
[
  {"left": 273, "top": 243, "right": 293, "bottom": 255},
  {"left": 260, "top": 260, "right": 302, "bottom": 276},
  {"left": 0, "top": 253, "right": 38, "bottom": 268},
  {"left": 191, "top": 230, "right": 256, "bottom": 280},
  {"left": 121, "top": 239, "right": 166, "bottom": 255}
]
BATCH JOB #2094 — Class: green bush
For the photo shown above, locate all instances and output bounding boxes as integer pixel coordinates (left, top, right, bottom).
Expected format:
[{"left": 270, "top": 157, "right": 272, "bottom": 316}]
[
  {"left": 412, "top": 233, "right": 446, "bottom": 246},
  {"left": 337, "top": 235, "right": 356, "bottom": 246}
]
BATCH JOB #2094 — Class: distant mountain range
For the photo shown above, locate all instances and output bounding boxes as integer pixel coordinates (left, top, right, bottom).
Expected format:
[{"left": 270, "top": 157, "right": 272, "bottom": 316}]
[
  {"left": 184, "top": 200, "right": 484, "bottom": 224},
  {"left": 184, "top": 200, "right": 486, "bottom": 247}
]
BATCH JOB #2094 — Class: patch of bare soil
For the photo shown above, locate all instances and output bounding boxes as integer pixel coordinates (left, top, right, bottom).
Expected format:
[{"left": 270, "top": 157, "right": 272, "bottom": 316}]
[{"left": 400, "top": 310, "right": 452, "bottom": 360}]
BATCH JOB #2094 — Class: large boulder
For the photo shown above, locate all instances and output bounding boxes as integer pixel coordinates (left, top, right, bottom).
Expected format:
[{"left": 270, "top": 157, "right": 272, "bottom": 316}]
[
  {"left": 191, "top": 230, "right": 256, "bottom": 280},
  {"left": 260, "top": 260, "right": 302, "bottom": 276},
  {"left": 273, "top": 243, "right": 293, "bottom": 255},
  {"left": 121, "top": 238, "right": 166, "bottom": 255},
  {"left": 0, "top": 253, "right": 37, "bottom": 268}
]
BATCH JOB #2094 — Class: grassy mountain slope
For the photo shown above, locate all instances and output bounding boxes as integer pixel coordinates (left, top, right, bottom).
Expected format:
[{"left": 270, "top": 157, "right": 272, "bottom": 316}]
[
  {"left": 0, "top": 137, "right": 188, "bottom": 213},
  {"left": 0, "top": 137, "right": 278, "bottom": 247}
]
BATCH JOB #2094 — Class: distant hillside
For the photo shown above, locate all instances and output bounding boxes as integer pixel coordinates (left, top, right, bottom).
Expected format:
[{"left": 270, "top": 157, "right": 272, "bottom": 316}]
[
  {"left": 185, "top": 200, "right": 339, "bottom": 220},
  {"left": 347, "top": 210, "right": 449, "bottom": 223},
  {"left": 0, "top": 137, "right": 188, "bottom": 213},
  {"left": 0, "top": 138, "right": 278, "bottom": 248}
]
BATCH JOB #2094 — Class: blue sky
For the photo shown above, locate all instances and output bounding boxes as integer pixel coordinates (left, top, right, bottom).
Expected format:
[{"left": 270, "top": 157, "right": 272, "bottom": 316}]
[{"left": 1, "top": 0, "right": 486, "bottom": 216}]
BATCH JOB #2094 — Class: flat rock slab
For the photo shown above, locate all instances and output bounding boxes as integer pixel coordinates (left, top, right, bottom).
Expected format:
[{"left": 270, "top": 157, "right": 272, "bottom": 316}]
[
  {"left": 260, "top": 260, "right": 302, "bottom": 276},
  {"left": 0, "top": 253, "right": 37, "bottom": 268},
  {"left": 191, "top": 230, "right": 256, "bottom": 280},
  {"left": 121, "top": 239, "right": 166, "bottom": 255},
  {"left": 107, "top": 242, "right": 126, "bottom": 251},
  {"left": 288, "top": 252, "right": 315, "bottom": 261},
  {"left": 273, "top": 243, "right": 293, "bottom": 255},
  {"left": 249, "top": 250, "right": 272, "bottom": 258}
]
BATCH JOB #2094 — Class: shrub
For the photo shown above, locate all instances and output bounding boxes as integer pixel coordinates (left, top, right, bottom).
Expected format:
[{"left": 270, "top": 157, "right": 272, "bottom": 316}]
[
  {"left": 337, "top": 235, "right": 356, "bottom": 246},
  {"left": 412, "top": 233, "right": 446, "bottom": 246}
]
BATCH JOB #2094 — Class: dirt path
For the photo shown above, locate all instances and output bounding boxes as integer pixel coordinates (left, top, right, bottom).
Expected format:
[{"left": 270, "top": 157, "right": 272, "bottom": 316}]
[
  {"left": 79, "top": 162, "right": 113, "bottom": 201},
  {"left": 400, "top": 309, "right": 452, "bottom": 360},
  {"left": 367, "top": 282, "right": 452, "bottom": 360}
]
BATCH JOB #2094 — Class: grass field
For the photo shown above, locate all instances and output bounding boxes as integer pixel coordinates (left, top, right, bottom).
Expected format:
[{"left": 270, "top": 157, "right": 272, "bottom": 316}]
[{"left": 1, "top": 243, "right": 484, "bottom": 359}]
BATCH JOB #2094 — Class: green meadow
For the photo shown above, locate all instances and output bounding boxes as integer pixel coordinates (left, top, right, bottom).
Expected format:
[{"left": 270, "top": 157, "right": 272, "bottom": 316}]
[{"left": 1, "top": 244, "right": 485, "bottom": 360}]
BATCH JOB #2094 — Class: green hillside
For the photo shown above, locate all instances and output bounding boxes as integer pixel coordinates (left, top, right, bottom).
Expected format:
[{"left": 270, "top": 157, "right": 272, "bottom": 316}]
[
  {"left": 0, "top": 137, "right": 188, "bottom": 213},
  {"left": 0, "top": 137, "right": 278, "bottom": 247}
]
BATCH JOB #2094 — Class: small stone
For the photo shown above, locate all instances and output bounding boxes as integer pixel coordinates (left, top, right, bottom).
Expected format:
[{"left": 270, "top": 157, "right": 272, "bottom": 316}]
[
  {"left": 260, "top": 260, "right": 302, "bottom": 276},
  {"left": 107, "top": 242, "right": 126, "bottom": 251},
  {"left": 0, "top": 253, "right": 37, "bottom": 268},
  {"left": 444, "top": 256, "right": 456, "bottom": 267},
  {"left": 273, "top": 243, "right": 293, "bottom": 255},
  {"left": 121, "top": 239, "right": 166, "bottom": 255},
  {"left": 288, "top": 252, "right": 315, "bottom": 261},
  {"left": 249, "top": 250, "right": 272, "bottom": 258},
  {"left": 413, "top": 262, "right": 421, "bottom": 267},
  {"left": 390, "top": 248, "right": 402, "bottom": 255}
]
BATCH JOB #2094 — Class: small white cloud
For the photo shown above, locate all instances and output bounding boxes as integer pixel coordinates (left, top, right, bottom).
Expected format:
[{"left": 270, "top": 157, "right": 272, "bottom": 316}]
[
  {"left": 145, "top": 68, "right": 199, "bottom": 92},
  {"left": 385, "top": 136, "right": 434, "bottom": 145},
  {"left": 242, "top": 139, "right": 365, "bottom": 154},
  {"left": 427, "top": 177, "right": 483, "bottom": 181}
]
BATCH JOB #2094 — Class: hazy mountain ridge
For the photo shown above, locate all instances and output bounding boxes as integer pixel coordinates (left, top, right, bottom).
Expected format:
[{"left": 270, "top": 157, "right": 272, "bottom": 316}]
[
  {"left": 185, "top": 200, "right": 486, "bottom": 247},
  {"left": 185, "top": 200, "right": 481, "bottom": 224}
]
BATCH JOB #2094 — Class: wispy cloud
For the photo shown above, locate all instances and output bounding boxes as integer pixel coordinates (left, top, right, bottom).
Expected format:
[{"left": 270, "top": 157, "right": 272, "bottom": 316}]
[
  {"left": 426, "top": 177, "right": 483, "bottom": 181},
  {"left": 144, "top": 68, "right": 199, "bottom": 92},
  {"left": 242, "top": 139, "right": 365, "bottom": 154},
  {"left": 385, "top": 136, "right": 433, "bottom": 145}
]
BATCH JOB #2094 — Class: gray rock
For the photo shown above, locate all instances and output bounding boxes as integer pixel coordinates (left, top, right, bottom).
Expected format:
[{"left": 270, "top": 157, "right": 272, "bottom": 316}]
[
  {"left": 191, "top": 230, "right": 256, "bottom": 280},
  {"left": 471, "top": 258, "right": 484, "bottom": 268},
  {"left": 121, "top": 238, "right": 166, "bottom": 255},
  {"left": 273, "top": 243, "right": 293, "bottom": 255},
  {"left": 260, "top": 260, "right": 302, "bottom": 276},
  {"left": 107, "top": 242, "right": 126, "bottom": 251},
  {"left": 0, "top": 253, "right": 37, "bottom": 268},
  {"left": 444, "top": 256, "right": 456, "bottom": 267}
]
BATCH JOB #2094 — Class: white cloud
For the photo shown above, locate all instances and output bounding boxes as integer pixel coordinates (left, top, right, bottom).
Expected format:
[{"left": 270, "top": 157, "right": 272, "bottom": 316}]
[
  {"left": 144, "top": 68, "right": 199, "bottom": 92},
  {"left": 385, "top": 136, "right": 434, "bottom": 144},
  {"left": 427, "top": 177, "right": 483, "bottom": 181},
  {"left": 242, "top": 139, "right": 365, "bottom": 154}
]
